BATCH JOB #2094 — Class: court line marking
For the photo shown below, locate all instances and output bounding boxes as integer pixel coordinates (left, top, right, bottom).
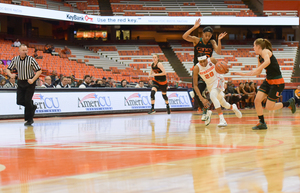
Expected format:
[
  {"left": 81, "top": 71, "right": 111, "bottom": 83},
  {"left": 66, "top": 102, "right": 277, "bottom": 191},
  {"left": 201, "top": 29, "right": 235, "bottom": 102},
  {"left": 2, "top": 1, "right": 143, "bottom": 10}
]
[
  {"left": 0, "top": 164, "right": 5, "bottom": 172},
  {"left": 0, "top": 136, "right": 284, "bottom": 151}
]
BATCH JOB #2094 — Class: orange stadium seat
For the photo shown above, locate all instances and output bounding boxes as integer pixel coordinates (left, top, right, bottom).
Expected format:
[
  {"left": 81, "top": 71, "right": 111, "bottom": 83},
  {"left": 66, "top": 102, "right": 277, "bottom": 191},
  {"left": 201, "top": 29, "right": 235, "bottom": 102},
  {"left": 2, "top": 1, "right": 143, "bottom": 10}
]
[{"left": 0, "top": 0, "right": 12, "bottom": 3}]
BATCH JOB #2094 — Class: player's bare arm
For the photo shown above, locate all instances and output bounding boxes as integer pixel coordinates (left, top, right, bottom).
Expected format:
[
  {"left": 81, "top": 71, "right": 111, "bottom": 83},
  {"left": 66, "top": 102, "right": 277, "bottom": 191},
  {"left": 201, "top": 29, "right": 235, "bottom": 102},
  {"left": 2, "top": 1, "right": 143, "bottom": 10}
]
[
  {"left": 153, "top": 62, "right": 166, "bottom": 76},
  {"left": 193, "top": 66, "right": 210, "bottom": 108},
  {"left": 211, "top": 32, "right": 227, "bottom": 55},
  {"left": 248, "top": 49, "right": 271, "bottom": 76},
  {"left": 210, "top": 57, "right": 217, "bottom": 64},
  {"left": 235, "top": 50, "right": 271, "bottom": 77},
  {"left": 182, "top": 18, "right": 201, "bottom": 46},
  {"left": 148, "top": 68, "right": 154, "bottom": 78}
]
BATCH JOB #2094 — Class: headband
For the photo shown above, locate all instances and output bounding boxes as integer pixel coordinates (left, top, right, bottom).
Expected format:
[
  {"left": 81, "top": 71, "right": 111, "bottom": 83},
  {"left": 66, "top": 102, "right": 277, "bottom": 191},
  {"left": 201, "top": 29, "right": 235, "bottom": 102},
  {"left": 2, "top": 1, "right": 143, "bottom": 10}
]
[
  {"left": 203, "top": 26, "right": 213, "bottom": 33},
  {"left": 198, "top": 55, "right": 207, "bottom": 61}
]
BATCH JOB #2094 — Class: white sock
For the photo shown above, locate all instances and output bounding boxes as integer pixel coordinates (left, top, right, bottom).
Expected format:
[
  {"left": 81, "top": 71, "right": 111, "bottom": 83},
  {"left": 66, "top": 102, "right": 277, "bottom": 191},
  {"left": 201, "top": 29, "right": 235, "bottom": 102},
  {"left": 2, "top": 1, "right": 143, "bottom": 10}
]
[{"left": 219, "top": 113, "right": 224, "bottom": 120}]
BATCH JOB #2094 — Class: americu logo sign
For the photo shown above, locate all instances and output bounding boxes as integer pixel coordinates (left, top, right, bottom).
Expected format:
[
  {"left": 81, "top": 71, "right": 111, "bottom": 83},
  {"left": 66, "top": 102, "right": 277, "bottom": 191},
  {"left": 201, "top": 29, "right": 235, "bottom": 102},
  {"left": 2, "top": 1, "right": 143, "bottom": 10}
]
[
  {"left": 168, "top": 93, "right": 190, "bottom": 107},
  {"left": 32, "top": 94, "right": 61, "bottom": 113},
  {"left": 124, "top": 93, "right": 151, "bottom": 109},
  {"left": 78, "top": 93, "right": 112, "bottom": 111}
]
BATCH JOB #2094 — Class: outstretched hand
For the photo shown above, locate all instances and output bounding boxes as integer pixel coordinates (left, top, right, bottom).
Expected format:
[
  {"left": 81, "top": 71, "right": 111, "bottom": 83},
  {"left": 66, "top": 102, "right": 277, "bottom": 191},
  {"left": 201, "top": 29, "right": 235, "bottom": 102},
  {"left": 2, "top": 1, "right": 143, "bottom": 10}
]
[
  {"left": 218, "top": 32, "right": 227, "bottom": 40},
  {"left": 201, "top": 98, "right": 210, "bottom": 109},
  {"left": 194, "top": 18, "right": 201, "bottom": 28}
]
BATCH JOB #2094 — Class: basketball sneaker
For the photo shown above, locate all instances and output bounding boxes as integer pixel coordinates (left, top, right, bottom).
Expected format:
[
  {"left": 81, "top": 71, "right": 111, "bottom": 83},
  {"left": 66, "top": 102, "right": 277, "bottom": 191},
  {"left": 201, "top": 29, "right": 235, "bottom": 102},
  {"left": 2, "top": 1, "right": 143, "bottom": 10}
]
[
  {"left": 252, "top": 122, "right": 268, "bottom": 130},
  {"left": 205, "top": 110, "right": 212, "bottom": 126},
  {"left": 288, "top": 97, "right": 296, "bottom": 114},
  {"left": 218, "top": 118, "right": 227, "bottom": 127},
  {"left": 201, "top": 113, "right": 207, "bottom": 121},
  {"left": 148, "top": 109, "right": 156, "bottom": 114},
  {"left": 232, "top": 104, "right": 242, "bottom": 118},
  {"left": 167, "top": 106, "right": 171, "bottom": 114}
]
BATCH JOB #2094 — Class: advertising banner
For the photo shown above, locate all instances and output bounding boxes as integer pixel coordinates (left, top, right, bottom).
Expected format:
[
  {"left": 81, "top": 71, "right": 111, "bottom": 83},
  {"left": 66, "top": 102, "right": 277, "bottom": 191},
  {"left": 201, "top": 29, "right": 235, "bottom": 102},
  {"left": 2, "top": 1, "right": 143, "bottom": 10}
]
[
  {"left": 0, "top": 3, "right": 298, "bottom": 26},
  {"left": 0, "top": 90, "right": 192, "bottom": 117}
]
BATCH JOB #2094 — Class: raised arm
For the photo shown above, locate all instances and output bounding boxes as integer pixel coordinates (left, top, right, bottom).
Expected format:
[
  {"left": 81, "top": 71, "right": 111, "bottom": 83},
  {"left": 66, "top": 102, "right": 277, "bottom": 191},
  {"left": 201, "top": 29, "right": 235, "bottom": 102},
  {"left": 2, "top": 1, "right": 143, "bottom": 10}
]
[
  {"left": 211, "top": 32, "right": 227, "bottom": 55},
  {"left": 182, "top": 18, "right": 201, "bottom": 45}
]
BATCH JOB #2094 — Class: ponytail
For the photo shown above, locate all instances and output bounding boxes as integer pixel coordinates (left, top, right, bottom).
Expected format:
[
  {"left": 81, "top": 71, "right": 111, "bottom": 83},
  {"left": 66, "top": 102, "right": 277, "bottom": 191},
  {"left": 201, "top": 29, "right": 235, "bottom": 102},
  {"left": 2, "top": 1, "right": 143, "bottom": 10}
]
[
  {"left": 255, "top": 38, "right": 273, "bottom": 52},
  {"left": 264, "top": 39, "right": 272, "bottom": 52}
]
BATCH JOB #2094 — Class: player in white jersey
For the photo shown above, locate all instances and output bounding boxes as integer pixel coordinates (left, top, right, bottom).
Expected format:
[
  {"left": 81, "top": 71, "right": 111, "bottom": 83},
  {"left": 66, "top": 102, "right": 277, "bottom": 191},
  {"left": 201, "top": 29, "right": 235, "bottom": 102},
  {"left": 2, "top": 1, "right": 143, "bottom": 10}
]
[{"left": 193, "top": 54, "right": 242, "bottom": 127}]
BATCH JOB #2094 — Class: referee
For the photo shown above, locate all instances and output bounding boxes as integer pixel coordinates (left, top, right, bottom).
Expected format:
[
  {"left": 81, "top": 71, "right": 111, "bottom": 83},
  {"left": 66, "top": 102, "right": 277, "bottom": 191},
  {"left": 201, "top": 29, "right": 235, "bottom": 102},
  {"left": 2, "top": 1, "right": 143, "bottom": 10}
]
[{"left": 6, "top": 44, "right": 42, "bottom": 126}]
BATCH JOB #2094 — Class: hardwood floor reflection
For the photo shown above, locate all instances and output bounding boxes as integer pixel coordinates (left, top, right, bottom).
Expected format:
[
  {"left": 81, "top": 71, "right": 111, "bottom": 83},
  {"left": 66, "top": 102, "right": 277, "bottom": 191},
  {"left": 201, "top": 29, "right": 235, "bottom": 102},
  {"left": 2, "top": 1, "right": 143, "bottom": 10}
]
[{"left": 0, "top": 108, "right": 299, "bottom": 192}]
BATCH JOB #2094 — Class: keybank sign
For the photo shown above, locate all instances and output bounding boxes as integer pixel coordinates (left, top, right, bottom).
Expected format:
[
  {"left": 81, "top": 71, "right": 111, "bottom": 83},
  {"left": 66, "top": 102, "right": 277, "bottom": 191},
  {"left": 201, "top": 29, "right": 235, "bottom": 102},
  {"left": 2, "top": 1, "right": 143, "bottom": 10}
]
[
  {"left": 0, "top": 3, "right": 298, "bottom": 26},
  {"left": 66, "top": 14, "right": 94, "bottom": 22},
  {"left": 66, "top": 14, "right": 84, "bottom": 21}
]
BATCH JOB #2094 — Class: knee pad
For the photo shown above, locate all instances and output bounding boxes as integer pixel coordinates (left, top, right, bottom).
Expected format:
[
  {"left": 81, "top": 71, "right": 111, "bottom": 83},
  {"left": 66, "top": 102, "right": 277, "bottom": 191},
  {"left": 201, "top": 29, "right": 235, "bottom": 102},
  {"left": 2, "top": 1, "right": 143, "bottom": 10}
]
[
  {"left": 151, "top": 90, "right": 156, "bottom": 100},
  {"left": 162, "top": 94, "right": 168, "bottom": 101}
]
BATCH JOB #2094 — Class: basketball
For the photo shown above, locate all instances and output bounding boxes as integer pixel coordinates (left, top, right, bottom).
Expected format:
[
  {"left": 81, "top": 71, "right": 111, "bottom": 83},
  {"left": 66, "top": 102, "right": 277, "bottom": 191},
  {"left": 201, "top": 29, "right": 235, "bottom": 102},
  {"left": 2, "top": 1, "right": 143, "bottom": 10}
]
[{"left": 215, "top": 61, "right": 229, "bottom": 74}]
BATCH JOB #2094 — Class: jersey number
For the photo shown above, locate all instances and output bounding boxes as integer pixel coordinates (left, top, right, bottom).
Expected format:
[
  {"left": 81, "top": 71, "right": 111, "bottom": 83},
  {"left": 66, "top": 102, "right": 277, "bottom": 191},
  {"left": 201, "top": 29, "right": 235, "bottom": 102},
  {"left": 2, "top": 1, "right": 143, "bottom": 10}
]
[{"left": 205, "top": 71, "right": 214, "bottom": 79}]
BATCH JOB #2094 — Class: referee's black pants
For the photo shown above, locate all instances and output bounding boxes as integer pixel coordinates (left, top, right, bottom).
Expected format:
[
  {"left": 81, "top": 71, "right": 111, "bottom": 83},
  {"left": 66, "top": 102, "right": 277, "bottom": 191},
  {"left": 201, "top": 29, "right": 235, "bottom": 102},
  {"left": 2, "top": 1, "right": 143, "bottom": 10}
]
[{"left": 17, "top": 80, "right": 36, "bottom": 121}]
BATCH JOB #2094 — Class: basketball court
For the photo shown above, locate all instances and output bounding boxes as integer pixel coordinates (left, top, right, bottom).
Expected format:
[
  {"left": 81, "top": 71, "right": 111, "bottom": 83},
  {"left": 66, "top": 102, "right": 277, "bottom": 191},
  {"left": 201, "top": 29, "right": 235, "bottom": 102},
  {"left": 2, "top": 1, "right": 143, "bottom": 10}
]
[{"left": 0, "top": 108, "right": 299, "bottom": 192}]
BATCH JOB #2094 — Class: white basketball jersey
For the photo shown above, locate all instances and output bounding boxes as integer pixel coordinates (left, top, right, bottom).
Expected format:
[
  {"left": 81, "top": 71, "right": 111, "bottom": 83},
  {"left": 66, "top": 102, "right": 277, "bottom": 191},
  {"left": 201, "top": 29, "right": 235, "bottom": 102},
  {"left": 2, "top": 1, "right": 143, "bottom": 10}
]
[
  {"left": 196, "top": 58, "right": 218, "bottom": 86},
  {"left": 196, "top": 58, "right": 224, "bottom": 92}
]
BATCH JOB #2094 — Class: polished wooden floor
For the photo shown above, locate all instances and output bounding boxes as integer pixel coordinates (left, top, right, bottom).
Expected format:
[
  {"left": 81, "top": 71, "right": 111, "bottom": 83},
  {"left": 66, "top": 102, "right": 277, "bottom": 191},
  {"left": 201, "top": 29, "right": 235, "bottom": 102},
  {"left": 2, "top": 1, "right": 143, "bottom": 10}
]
[{"left": 0, "top": 108, "right": 300, "bottom": 193}]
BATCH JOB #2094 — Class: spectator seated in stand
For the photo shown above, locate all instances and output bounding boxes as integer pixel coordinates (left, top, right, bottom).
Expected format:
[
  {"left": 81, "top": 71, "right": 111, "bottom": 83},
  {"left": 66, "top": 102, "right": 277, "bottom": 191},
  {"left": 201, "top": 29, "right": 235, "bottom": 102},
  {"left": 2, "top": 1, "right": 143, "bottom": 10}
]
[
  {"left": 56, "top": 76, "right": 71, "bottom": 88},
  {"left": 243, "top": 82, "right": 255, "bottom": 108},
  {"left": 224, "top": 81, "right": 240, "bottom": 105},
  {"left": 68, "top": 76, "right": 76, "bottom": 87},
  {"left": 90, "top": 76, "right": 95, "bottom": 87},
  {"left": 235, "top": 82, "right": 248, "bottom": 109},
  {"left": 33, "top": 49, "right": 43, "bottom": 59},
  {"left": 41, "top": 76, "right": 55, "bottom": 88},
  {"left": 103, "top": 77, "right": 112, "bottom": 87},
  {"left": 118, "top": 79, "right": 128, "bottom": 88},
  {"left": 248, "top": 82, "right": 257, "bottom": 108},
  {"left": 50, "top": 70, "right": 57, "bottom": 84},
  {"left": 60, "top": 46, "right": 71, "bottom": 58},
  {"left": 0, "top": 79, "right": 7, "bottom": 88},
  {"left": 79, "top": 75, "right": 91, "bottom": 88},
  {"left": 44, "top": 44, "right": 54, "bottom": 53},
  {"left": 93, "top": 79, "right": 106, "bottom": 87},
  {"left": 12, "top": 39, "right": 21, "bottom": 47},
  {"left": 135, "top": 80, "right": 146, "bottom": 88},
  {"left": 3, "top": 76, "right": 17, "bottom": 88}
]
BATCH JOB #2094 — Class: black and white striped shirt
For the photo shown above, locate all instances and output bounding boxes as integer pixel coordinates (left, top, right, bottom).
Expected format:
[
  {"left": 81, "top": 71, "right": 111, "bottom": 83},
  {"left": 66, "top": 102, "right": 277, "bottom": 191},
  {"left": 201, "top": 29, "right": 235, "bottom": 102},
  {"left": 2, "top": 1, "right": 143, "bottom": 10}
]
[{"left": 7, "top": 55, "right": 41, "bottom": 80}]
